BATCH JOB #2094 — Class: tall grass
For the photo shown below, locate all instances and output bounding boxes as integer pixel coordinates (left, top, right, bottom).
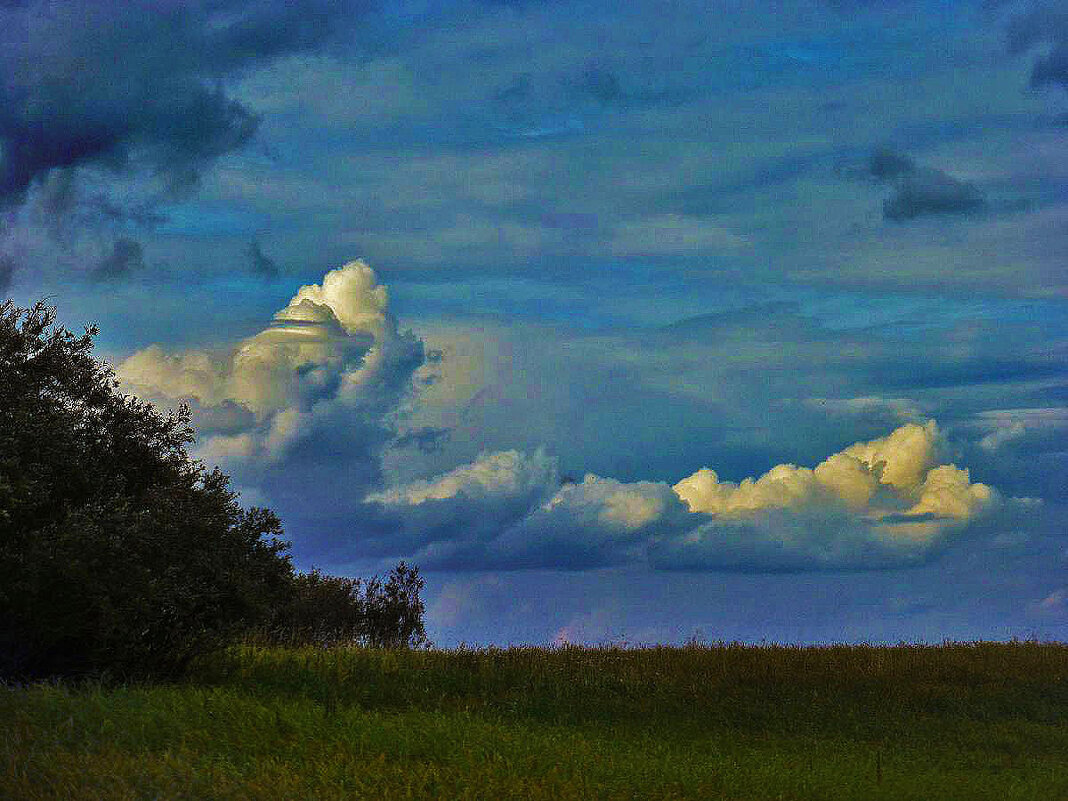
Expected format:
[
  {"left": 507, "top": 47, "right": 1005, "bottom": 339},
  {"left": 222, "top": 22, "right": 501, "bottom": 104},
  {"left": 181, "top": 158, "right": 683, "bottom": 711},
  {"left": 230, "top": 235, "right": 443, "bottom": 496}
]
[
  {"left": 4, "top": 641, "right": 1068, "bottom": 799},
  {"left": 191, "top": 639, "right": 1068, "bottom": 733}
]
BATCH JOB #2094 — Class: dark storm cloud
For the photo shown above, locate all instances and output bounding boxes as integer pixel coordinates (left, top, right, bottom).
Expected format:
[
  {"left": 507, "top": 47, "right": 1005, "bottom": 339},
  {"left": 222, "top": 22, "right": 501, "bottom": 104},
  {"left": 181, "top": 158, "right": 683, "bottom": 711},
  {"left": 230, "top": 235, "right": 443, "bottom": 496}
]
[
  {"left": 868, "top": 148, "right": 915, "bottom": 182},
  {"left": 0, "top": 0, "right": 375, "bottom": 206},
  {"left": 92, "top": 238, "right": 145, "bottom": 282},
  {"left": 883, "top": 167, "right": 986, "bottom": 221},
  {"left": 865, "top": 148, "right": 985, "bottom": 221},
  {"left": 1006, "top": 2, "right": 1068, "bottom": 90},
  {"left": 246, "top": 241, "right": 281, "bottom": 280}
]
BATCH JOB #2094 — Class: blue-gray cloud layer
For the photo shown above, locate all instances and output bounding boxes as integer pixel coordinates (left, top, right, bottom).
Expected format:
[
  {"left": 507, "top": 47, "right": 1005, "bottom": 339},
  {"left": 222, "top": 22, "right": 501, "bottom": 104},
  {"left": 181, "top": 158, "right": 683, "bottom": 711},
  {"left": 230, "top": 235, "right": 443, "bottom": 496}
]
[
  {"left": 4, "top": 0, "right": 1066, "bottom": 296},
  {"left": 7, "top": 0, "right": 1068, "bottom": 643},
  {"left": 1007, "top": 1, "right": 1068, "bottom": 90},
  {"left": 0, "top": 0, "right": 375, "bottom": 204}
]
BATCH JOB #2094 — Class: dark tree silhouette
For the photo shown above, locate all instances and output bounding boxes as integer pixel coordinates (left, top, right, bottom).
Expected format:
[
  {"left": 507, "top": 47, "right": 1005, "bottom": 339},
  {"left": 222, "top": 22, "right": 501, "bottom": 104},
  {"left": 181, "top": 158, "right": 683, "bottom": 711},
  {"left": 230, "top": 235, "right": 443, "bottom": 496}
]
[
  {"left": 361, "top": 562, "right": 428, "bottom": 649},
  {"left": 0, "top": 301, "right": 293, "bottom": 679},
  {"left": 0, "top": 301, "right": 430, "bottom": 680},
  {"left": 265, "top": 562, "right": 428, "bottom": 649}
]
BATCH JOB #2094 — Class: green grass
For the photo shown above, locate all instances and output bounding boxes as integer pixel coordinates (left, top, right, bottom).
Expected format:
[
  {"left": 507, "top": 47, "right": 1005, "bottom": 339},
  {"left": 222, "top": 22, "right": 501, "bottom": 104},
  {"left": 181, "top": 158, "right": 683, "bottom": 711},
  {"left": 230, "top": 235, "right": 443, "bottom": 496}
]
[{"left": 4, "top": 641, "right": 1068, "bottom": 799}]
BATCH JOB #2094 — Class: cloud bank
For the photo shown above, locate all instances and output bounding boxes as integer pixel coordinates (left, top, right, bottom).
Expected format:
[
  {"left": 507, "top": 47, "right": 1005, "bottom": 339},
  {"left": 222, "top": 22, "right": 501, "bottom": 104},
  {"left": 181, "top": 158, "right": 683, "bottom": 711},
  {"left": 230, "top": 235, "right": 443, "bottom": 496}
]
[{"left": 368, "top": 420, "right": 1002, "bottom": 572}]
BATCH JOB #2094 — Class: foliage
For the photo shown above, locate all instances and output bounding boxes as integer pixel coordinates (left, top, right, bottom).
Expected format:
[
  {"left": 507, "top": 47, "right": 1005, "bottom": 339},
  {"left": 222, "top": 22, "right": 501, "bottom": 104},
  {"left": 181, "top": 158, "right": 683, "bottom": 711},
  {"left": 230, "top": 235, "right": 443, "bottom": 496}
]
[
  {"left": 361, "top": 562, "right": 428, "bottom": 649},
  {"left": 5, "top": 641, "right": 1068, "bottom": 799},
  {"left": 264, "top": 562, "right": 428, "bottom": 650},
  {"left": 0, "top": 301, "right": 294, "bottom": 680},
  {"left": 269, "top": 570, "right": 366, "bottom": 647},
  {"left": 0, "top": 300, "right": 429, "bottom": 680}
]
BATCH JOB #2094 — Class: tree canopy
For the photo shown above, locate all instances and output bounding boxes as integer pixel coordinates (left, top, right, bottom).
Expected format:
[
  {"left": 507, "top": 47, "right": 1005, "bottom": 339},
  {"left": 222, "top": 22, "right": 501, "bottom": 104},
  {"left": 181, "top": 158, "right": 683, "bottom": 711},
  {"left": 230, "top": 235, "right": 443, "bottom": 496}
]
[{"left": 0, "top": 301, "right": 426, "bottom": 681}]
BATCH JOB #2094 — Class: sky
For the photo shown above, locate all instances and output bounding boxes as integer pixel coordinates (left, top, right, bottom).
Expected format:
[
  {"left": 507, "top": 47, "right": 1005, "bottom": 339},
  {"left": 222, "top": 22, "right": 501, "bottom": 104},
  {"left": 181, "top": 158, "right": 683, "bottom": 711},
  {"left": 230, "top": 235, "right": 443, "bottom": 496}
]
[{"left": 3, "top": 0, "right": 1067, "bottom": 647}]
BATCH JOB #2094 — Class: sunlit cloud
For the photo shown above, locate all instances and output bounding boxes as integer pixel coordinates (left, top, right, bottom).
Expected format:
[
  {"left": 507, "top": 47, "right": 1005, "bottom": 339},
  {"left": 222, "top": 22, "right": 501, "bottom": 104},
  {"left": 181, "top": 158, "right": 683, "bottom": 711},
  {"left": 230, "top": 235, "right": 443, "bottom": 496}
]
[
  {"left": 368, "top": 421, "right": 1005, "bottom": 572},
  {"left": 118, "top": 260, "right": 425, "bottom": 478}
]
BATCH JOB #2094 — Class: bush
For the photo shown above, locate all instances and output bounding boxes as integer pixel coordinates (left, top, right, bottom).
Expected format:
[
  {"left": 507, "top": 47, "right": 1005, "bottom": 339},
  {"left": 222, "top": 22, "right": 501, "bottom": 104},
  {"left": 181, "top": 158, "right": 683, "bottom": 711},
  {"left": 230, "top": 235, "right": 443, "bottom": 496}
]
[
  {"left": 0, "top": 301, "right": 294, "bottom": 680},
  {"left": 264, "top": 562, "right": 428, "bottom": 649}
]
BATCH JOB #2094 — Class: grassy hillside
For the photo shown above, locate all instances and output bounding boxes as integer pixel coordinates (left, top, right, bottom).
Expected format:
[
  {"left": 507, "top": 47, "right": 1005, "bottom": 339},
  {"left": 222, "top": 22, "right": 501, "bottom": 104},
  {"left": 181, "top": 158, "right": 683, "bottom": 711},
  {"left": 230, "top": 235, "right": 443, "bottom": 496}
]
[{"left": 4, "top": 641, "right": 1068, "bottom": 799}]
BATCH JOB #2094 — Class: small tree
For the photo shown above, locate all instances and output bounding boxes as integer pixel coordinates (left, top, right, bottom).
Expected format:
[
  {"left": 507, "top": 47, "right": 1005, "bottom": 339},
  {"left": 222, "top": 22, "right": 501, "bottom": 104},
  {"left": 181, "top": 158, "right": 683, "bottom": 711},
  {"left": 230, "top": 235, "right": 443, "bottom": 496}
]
[
  {"left": 0, "top": 301, "right": 294, "bottom": 679},
  {"left": 361, "top": 562, "right": 429, "bottom": 649}
]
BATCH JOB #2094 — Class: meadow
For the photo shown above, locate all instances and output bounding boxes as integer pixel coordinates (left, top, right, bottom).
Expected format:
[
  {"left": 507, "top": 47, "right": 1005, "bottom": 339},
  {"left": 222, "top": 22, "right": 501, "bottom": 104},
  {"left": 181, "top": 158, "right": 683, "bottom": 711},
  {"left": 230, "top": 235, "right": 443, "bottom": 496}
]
[{"left": 3, "top": 640, "right": 1068, "bottom": 799}]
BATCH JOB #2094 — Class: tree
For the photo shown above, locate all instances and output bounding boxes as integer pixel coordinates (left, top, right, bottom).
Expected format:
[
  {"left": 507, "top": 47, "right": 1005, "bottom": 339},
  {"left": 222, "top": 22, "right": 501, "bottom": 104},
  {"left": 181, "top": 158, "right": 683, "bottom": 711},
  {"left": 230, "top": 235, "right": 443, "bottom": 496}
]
[
  {"left": 362, "top": 562, "right": 428, "bottom": 649},
  {"left": 267, "top": 569, "right": 365, "bottom": 647},
  {"left": 0, "top": 301, "right": 294, "bottom": 679},
  {"left": 263, "top": 562, "right": 429, "bottom": 649},
  {"left": 1, "top": 301, "right": 430, "bottom": 679}
]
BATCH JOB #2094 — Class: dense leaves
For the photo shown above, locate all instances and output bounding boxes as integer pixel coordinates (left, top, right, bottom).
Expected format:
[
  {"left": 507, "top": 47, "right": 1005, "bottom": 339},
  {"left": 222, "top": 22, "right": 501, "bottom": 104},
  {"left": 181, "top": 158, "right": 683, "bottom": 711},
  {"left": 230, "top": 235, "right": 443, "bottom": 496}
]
[
  {"left": 0, "top": 301, "right": 427, "bottom": 681},
  {"left": 264, "top": 562, "right": 428, "bottom": 649},
  {"left": 0, "top": 301, "right": 294, "bottom": 679}
]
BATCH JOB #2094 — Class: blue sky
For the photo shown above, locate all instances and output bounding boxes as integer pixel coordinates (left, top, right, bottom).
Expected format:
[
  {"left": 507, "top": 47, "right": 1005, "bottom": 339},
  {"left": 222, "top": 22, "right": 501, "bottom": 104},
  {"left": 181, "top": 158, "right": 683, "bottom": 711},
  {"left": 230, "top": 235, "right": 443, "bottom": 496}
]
[{"left": 3, "top": 0, "right": 1067, "bottom": 646}]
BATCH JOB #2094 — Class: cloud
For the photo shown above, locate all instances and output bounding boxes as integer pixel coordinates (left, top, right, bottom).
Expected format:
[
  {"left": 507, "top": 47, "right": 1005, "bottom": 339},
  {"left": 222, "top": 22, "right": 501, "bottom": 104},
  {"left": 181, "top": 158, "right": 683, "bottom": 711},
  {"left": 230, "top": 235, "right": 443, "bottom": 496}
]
[
  {"left": 867, "top": 149, "right": 986, "bottom": 221},
  {"left": 391, "top": 426, "right": 450, "bottom": 453},
  {"left": 577, "top": 65, "right": 623, "bottom": 105},
  {"left": 656, "top": 421, "right": 997, "bottom": 571},
  {"left": 364, "top": 449, "right": 561, "bottom": 557},
  {"left": 482, "top": 475, "right": 689, "bottom": 569},
  {"left": 802, "top": 396, "right": 924, "bottom": 423},
  {"left": 607, "top": 214, "right": 749, "bottom": 260},
  {"left": 1006, "top": 1, "right": 1068, "bottom": 91},
  {"left": 1035, "top": 588, "right": 1068, "bottom": 617},
  {"left": 247, "top": 241, "right": 281, "bottom": 279},
  {"left": 92, "top": 238, "right": 145, "bottom": 281},
  {"left": 0, "top": 0, "right": 374, "bottom": 208},
  {"left": 367, "top": 421, "right": 1003, "bottom": 572},
  {"left": 427, "top": 574, "right": 506, "bottom": 630},
  {"left": 971, "top": 407, "right": 1068, "bottom": 452},
  {"left": 883, "top": 167, "right": 986, "bottom": 221},
  {"left": 0, "top": 255, "right": 13, "bottom": 293},
  {"left": 868, "top": 147, "right": 915, "bottom": 181},
  {"left": 117, "top": 260, "right": 425, "bottom": 487}
]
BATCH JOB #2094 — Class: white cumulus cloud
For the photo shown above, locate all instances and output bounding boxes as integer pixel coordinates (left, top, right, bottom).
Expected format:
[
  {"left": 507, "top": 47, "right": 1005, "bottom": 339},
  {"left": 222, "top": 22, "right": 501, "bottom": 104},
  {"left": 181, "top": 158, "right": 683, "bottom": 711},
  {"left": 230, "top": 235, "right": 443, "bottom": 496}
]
[
  {"left": 369, "top": 421, "right": 1002, "bottom": 571},
  {"left": 655, "top": 421, "right": 997, "bottom": 570},
  {"left": 117, "top": 260, "right": 425, "bottom": 473}
]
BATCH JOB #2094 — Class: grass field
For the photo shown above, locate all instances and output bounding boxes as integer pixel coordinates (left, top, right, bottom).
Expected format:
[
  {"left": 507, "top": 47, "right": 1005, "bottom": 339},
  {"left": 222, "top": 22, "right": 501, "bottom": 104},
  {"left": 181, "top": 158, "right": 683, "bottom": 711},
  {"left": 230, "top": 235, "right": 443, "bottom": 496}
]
[{"left": 4, "top": 641, "right": 1068, "bottom": 799}]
